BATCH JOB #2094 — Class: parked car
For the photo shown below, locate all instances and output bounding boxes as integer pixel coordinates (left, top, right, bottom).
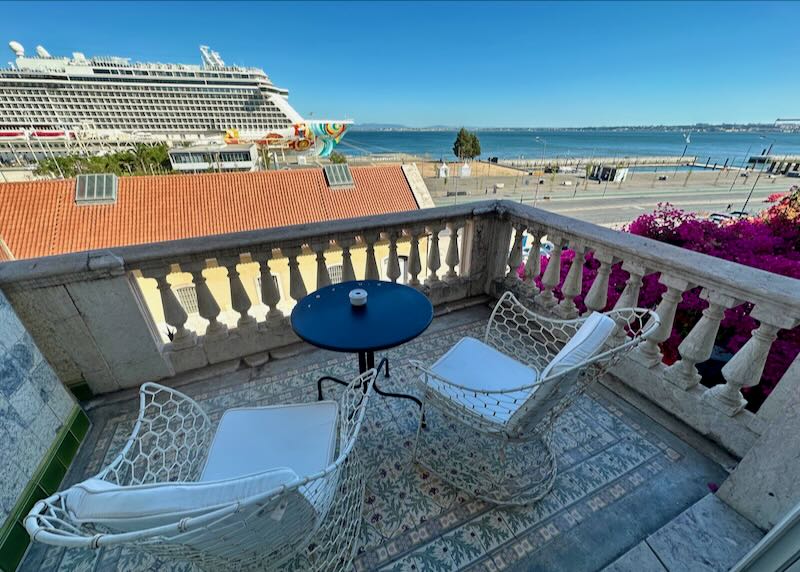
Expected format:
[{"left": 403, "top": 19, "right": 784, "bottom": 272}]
[{"left": 709, "top": 213, "right": 733, "bottom": 223}]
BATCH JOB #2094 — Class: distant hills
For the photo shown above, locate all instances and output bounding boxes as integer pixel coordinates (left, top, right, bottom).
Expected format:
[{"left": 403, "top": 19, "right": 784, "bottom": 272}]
[{"left": 349, "top": 123, "right": 798, "bottom": 133}]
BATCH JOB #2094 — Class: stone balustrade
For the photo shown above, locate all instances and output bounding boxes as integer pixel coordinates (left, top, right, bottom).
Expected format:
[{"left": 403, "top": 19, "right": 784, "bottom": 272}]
[
  {"left": 0, "top": 200, "right": 798, "bottom": 460},
  {"left": 497, "top": 201, "right": 800, "bottom": 457}
]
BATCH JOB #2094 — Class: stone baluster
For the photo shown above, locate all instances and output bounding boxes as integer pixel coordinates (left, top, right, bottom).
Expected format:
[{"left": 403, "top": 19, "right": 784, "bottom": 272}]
[
  {"left": 252, "top": 249, "right": 283, "bottom": 325},
  {"left": 311, "top": 240, "right": 332, "bottom": 289},
  {"left": 704, "top": 306, "right": 797, "bottom": 416},
  {"left": 633, "top": 274, "right": 690, "bottom": 368},
  {"left": 610, "top": 261, "right": 646, "bottom": 341},
  {"left": 614, "top": 261, "right": 645, "bottom": 310},
  {"left": 665, "top": 289, "right": 737, "bottom": 390},
  {"left": 144, "top": 267, "right": 197, "bottom": 349},
  {"left": 219, "top": 255, "right": 256, "bottom": 329},
  {"left": 425, "top": 224, "right": 442, "bottom": 286},
  {"left": 506, "top": 223, "right": 526, "bottom": 280},
  {"left": 583, "top": 249, "right": 615, "bottom": 315},
  {"left": 185, "top": 261, "right": 228, "bottom": 339},
  {"left": 534, "top": 235, "right": 563, "bottom": 308},
  {"left": 522, "top": 230, "right": 541, "bottom": 294},
  {"left": 336, "top": 237, "right": 357, "bottom": 282},
  {"left": 385, "top": 231, "right": 402, "bottom": 283},
  {"left": 557, "top": 243, "right": 586, "bottom": 319},
  {"left": 444, "top": 221, "right": 461, "bottom": 283},
  {"left": 362, "top": 233, "right": 380, "bottom": 281},
  {"left": 407, "top": 228, "right": 424, "bottom": 287},
  {"left": 282, "top": 247, "right": 308, "bottom": 302}
]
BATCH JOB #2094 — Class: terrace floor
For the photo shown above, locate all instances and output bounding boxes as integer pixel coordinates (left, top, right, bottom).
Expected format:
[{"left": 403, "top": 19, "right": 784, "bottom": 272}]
[{"left": 21, "top": 305, "right": 733, "bottom": 572}]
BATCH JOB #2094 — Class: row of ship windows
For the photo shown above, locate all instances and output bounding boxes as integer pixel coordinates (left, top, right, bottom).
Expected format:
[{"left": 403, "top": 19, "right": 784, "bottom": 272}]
[
  {"left": 5, "top": 88, "right": 268, "bottom": 95},
  {"left": 2, "top": 95, "right": 276, "bottom": 104},
  {"left": 92, "top": 69, "right": 260, "bottom": 80},
  {"left": 2, "top": 104, "right": 283, "bottom": 111},
  {"left": 171, "top": 151, "right": 254, "bottom": 163},
  {"left": 1, "top": 100, "right": 281, "bottom": 107},
  {"left": 6, "top": 86, "right": 267, "bottom": 95},
  {"left": 0, "top": 117, "right": 291, "bottom": 126},
  {"left": 2, "top": 104, "right": 281, "bottom": 114},
  {"left": 1, "top": 104, "right": 285, "bottom": 114},
  {"left": 4, "top": 76, "right": 271, "bottom": 88},
  {"left": 1, "top": 103, "right": 284, "bottom": 112},
  {"left": 1, "top": 115, "right": 291, "bottom": 126},
  {"left": 2, "top": 96, "right": 278, "bottom": 103}
]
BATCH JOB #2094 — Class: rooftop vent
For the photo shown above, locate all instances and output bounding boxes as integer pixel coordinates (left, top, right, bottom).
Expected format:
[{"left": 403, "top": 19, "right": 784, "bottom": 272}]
[
  {"left": 75, "top": 173, "right": 118, "bottom": 204},
  {"left": 323, "top": 164, "right": 354, "bottom": 188}
]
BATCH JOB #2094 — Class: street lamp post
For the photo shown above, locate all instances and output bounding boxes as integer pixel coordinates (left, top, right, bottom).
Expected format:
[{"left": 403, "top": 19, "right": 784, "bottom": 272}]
[
  {"left": 741, "top": 138, "right": 774, "bottom": 214},
  {"left": 673, "top": 131, "right": 691, "bottom": 176},
  {"left": 728, "top": 136, "right": 765, "bottom": 197},
  {"left": 534, "top": 137, "right": 546, "bottom": 207}
]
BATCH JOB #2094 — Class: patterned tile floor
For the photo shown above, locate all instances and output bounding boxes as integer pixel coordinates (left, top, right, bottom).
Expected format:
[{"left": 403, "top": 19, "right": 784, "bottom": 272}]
[{"left": 21, "top": 307, "right": 727, "bottom": 572}]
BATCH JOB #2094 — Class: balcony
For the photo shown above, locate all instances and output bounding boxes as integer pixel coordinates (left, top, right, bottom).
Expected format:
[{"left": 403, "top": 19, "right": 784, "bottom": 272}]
[{"left": 2, "top": 200, "right": 799, "bottom": 571}]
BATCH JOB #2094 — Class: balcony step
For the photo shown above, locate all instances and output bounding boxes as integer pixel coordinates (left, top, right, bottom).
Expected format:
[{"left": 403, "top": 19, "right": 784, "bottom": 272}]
[{"left": 603, "top": 494, "right": 763, "bottom": 572}]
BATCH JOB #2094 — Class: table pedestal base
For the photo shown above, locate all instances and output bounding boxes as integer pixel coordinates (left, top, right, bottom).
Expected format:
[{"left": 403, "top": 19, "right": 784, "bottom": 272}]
[{"left": 316, "top": 355, "right": 423, "bottom": 414}]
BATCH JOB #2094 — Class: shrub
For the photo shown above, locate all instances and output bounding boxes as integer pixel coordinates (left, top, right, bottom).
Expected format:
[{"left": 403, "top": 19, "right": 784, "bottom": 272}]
[
  {"left": 520, "top": 186, "right": 800, "bottom": 410},
  {"left": 329, "top": 151, "right": 347, "bottom": 164}
]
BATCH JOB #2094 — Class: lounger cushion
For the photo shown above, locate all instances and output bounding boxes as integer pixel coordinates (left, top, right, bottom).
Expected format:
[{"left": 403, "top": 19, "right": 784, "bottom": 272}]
[
  {"left": 426, "top": 336, "right": 539, "bottom": 423},
  {"left": 508, "top": 311, "right": 616, "bottom": 433},
  {"left": 201, "top": 400, "right": 339, "bottom": 481},
  {"left": 540, "top": 312, "right": 617, "bottom": 379},
  {"left": 64, "top": 468, "right": 299, "bottom": 533}
]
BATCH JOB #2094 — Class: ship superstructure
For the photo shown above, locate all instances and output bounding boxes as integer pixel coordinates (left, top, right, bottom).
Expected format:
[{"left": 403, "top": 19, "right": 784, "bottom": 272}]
[{"left": 0, "top": 42, "right": 349, "bottom": 160}]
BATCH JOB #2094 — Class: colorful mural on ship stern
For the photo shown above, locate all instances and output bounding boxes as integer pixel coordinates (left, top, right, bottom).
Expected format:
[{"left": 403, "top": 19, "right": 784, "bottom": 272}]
[{"left": 224, "top": 122, "right": 349, "bottom": 157}]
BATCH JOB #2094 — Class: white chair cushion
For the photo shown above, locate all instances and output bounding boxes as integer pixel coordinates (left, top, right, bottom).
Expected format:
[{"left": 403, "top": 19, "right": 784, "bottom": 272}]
[
  {"left": 63, "top": 469, "right": 298, "bottom": 533},
  {"left": 540, "top": 312, "right": 617, "bottom": 379},
  {"left": 201, "top": 400, "right": 339, "bottom": 482},
  {"left": 427, "top": 336, "right": 538, "bottom": 423},
  {"left": 508, "top": 311, "right": 617, "bottom": 433}
]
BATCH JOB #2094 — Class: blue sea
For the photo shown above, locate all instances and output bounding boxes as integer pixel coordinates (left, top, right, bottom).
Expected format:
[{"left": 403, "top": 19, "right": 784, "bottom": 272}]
[{"left": 341, "top": 129, "right": 800, "bottom": 167}]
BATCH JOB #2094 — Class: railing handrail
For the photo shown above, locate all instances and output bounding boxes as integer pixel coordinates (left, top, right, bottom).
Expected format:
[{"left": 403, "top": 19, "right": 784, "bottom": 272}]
[
  {"left": 498, "top": 201, "right": 800, "bottom": 315},
  {"left": 1, "top": 199, "right": 799, "bottom": 317},
  {"left": 0, "top": 201, "right": 496, "bottom": 286}
]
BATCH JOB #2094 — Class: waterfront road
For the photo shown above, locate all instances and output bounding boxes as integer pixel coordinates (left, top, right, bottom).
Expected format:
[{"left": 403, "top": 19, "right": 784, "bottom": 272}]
[{"left": 430, "top": 176, "right": 792, "bottom": 227}]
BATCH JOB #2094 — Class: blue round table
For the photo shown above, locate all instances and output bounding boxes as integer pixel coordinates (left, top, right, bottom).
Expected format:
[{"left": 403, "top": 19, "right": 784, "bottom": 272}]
[{"left": 291, "top": 280, "right": 433, "bottom": 404}]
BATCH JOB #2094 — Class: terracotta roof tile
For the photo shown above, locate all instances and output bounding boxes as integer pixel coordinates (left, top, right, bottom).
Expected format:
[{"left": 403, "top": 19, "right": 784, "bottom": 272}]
[{"left": 0, "top": 166, "right": 419, "bottom": 260}]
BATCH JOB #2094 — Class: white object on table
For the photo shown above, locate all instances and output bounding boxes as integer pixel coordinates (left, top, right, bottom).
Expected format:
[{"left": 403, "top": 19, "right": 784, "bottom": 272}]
[{"left": 349, "top": 289, "right": 368, "bottom": 306}]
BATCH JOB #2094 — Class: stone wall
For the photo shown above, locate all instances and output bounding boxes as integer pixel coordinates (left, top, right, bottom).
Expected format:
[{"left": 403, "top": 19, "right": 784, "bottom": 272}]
[{"left": 0, "top": 289, "right": 82, "bottom": 570}]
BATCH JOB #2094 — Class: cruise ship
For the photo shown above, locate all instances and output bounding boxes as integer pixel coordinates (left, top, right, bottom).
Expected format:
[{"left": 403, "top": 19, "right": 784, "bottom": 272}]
[{"left": 0, "top": 42, "right": 350, "bottom": 160}]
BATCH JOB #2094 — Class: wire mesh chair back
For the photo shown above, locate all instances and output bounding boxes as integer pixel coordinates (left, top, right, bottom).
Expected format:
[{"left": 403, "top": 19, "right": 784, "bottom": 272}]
[
  {"left": 410, "top": 291, "right": 659, "bottom": 505},
  {"left": 25, "top": 370, "right": 377, "bottom": 572}
]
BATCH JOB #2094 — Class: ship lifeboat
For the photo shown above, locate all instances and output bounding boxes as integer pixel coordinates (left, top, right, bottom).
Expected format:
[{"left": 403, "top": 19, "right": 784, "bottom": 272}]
[
  {"left": 0, "top": 130, "right": 27, "bottom": 140},
  {"left": 31, "top": 130, "right": 75, "bottom": 140}
]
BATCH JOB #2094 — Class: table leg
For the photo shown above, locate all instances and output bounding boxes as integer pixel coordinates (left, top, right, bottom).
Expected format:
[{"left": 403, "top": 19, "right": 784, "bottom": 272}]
[
  {"left": 317, "top": 354, "right": 422, "bottom": 416},
  {"left": 358, "top": 351, "right": 368, "bottom": 374},
  {"left": 372, "top": 356, "right": 422, "bottom": 409}
]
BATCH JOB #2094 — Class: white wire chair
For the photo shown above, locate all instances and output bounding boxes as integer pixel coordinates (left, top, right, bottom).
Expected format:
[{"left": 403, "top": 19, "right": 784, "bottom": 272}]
[
  {"left": 410, "top": 291, "right": 659, "bottom": 506},
  {"left": 25, "top": 369, "right": 377, "bottom": 572}
]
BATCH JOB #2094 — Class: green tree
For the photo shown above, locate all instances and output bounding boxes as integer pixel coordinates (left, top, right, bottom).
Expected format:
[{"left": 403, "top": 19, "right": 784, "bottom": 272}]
[
  {"left": 329, "top": 151, "right": 348, "bottom": 164},
  {"left": 32, "top": 143, "right": 173, "bottom": 178},
  {"left": 453, "top": 128, "right": 481, "bottom": 160},
  {"left": 468, "top": 132, "right": 481, "bottom": 158}
]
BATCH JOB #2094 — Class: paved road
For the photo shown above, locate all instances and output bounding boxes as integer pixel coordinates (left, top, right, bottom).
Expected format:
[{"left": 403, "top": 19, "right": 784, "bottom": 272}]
[{"left": 431, "top": 178, "right": 791, "bottom": 227}]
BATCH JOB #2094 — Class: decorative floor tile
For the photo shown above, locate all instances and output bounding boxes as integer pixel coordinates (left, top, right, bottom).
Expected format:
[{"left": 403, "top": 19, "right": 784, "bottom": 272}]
[{"left": 20, "top": 313, "right": 726, "bottom": 572}]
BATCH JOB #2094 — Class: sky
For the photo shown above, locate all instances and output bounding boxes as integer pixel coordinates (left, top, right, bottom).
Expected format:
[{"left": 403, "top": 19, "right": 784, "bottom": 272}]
[{"left": 3, "top": 1, "right": 799, "bottom": 128}]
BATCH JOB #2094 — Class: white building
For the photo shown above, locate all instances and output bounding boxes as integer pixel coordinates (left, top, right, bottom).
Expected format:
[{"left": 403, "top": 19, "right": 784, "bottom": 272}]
[{"left": 169, "top": 144, "right": 259, "bottom": 172}]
